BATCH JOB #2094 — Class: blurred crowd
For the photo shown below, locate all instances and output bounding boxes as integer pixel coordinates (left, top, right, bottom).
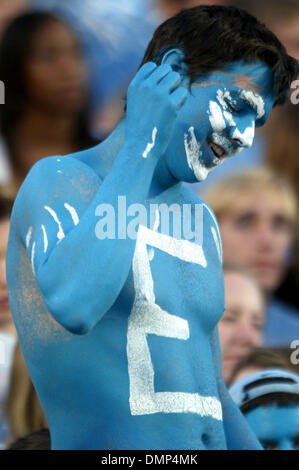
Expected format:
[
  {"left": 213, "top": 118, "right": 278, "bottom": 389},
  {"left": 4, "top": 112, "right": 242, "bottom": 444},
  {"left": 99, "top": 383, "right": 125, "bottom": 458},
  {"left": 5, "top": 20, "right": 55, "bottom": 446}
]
[{"left": 0, "top": 0, "right": 298, "bottom": 451}]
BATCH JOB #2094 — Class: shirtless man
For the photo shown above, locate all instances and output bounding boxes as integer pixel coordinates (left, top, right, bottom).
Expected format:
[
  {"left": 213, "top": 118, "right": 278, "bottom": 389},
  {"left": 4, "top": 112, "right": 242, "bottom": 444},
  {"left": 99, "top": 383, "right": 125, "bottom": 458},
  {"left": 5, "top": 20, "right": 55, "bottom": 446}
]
[{"left": 6, "top": 6, "right": 298, "bottom": 449}]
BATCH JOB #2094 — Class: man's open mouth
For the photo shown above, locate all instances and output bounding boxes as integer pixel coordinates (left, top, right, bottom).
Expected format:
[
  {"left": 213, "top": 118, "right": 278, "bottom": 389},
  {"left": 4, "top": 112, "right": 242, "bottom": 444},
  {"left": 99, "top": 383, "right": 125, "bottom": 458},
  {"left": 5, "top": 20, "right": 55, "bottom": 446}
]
[{"left": 207, "top": 138, "right": 226, "bottom": 160}]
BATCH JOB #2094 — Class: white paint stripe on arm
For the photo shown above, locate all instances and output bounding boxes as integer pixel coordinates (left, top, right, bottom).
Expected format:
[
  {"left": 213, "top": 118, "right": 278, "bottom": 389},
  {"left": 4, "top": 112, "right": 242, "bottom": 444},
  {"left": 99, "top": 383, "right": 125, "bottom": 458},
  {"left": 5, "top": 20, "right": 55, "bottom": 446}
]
[
  {"left": 64, "top": 203, "right": 79, "bottom": 226},
  {"left": 31, "top": 241, "right": 36, "bottom": 275},
  {"left": 41, "top": 224, "right": 48, "bottom": 253},
  {"left": 142, "top": 127, "right": 157, "bottom": 159},
  {"left": 44, "top": 206, "right": 65, "bottom": 241},
  {"left": 26, "top": 226, "right": 33, "bottom": 249}
]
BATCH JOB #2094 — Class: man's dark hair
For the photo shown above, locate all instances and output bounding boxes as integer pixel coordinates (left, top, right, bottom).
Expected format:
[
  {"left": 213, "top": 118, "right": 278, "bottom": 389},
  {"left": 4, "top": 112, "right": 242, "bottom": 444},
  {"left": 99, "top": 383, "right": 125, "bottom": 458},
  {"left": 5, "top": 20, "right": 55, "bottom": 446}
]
[{"left": 140, "top": 5, "right": 299, "bottom": 106}]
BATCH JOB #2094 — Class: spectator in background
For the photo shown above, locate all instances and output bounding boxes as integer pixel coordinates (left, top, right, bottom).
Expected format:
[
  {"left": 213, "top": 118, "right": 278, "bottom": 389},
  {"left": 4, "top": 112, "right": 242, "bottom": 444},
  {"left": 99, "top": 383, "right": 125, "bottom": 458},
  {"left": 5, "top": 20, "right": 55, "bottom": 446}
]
[
  {"left": 0, "top": 187, "right": 17, "bottom": 450},
  {"left": 218, "top": 264, "right": 265, "bottom": 384},
  {"left": 27, "top": 2, "right": 230, "bottom": 141},
  {"left": 31, "top": 1, "right": 156, "bottom": 139},
  {"left": 0, "top": 0, "right": 28, "bottom": 39},
  {"left": 151, "top": 0, "right": 229, "bottom": 22},
  {"left": 0, "top": 0, "right": 29, "bottom": 183},
  {"left": 5, "top": 342, "right": 48, "bottom": 447},
  {"left": 229, "top": 369, "right": 299, "bottom": 450},
  {"left": 0, "top": 11, "right": 97, "bottom": 189},
  {"left": 229, "top": 0, "right": 299, "bottom": 62},
  {"left": 0, "top": 190, "right": 15, "bottom": 337},
  {"left": 202, "top": 167, "right": 298, "bottom": 346},
  {"left": 228, "top": 347, "right": 299, "bottom": 387},
  {"left": 0, "top": 185, "right": 46, "bottom": 449},
  {"left": 33, "top": 1, "right": 230, "bottom": 140},
  {"left": 264, "top": 102, "right": 299, "bottom": 315},
  {"left": 265, "top": 103, "right": 299, "bottom": 207}
]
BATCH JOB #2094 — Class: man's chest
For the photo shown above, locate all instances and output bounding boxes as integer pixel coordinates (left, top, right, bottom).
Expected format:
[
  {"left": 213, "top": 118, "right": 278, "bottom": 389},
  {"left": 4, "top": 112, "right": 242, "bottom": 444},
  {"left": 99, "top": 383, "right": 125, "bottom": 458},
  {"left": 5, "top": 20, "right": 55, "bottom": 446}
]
[
  {"left": 119, "top": 214, "right": 224, "bottom": 418},
  {"left": 128, "top": 223, "right": 224, "bottom": 327},
  {"left": 120, "top": 186, "right": 225, "bottom": 329}
]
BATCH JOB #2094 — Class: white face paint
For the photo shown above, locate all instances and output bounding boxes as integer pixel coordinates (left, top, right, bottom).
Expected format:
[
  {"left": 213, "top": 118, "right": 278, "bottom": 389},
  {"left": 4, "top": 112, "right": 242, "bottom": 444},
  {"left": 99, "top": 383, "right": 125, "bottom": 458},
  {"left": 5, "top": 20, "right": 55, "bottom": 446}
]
[
  {"left": 164, "top": 62, "right": 275, "bottom": 185},
  {"left": 232, "top": 120, "right": 255, "bottom": 148},
  {"left": 184, "top": 126, "right": 213, "bottom": 181},
  {"left": 239, "top": 90, "right": 265, "bottom": 120},
  {"left": 216, "top": 90, "right": 236, "bottom": 127},
  {"left": 208, "top": 100, "right": 226, "bottom": 132},
  {"left": 205, "top": 86, "right": 265, "bottom": 170},
  {"left": 183, "top": 91, "right": 241, "bottom": 184},
  {"left": 183, "top": 86, "right": 261, "bottom": 182}
]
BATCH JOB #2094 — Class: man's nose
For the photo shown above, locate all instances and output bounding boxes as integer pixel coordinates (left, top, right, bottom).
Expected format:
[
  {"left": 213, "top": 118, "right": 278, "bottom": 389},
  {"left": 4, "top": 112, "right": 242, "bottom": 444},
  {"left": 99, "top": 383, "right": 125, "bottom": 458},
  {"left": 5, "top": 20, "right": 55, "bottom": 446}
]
[{"left": 229, "top": 121, "right": 255, "bottom": 148}]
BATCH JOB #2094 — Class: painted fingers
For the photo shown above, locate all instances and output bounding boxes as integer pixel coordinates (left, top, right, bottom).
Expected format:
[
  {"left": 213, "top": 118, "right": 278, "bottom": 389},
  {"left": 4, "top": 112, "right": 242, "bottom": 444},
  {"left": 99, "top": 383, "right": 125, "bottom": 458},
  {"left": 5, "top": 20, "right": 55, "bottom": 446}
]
[{"left": 126, "top": 63, "right": 188, "bottom": 159}]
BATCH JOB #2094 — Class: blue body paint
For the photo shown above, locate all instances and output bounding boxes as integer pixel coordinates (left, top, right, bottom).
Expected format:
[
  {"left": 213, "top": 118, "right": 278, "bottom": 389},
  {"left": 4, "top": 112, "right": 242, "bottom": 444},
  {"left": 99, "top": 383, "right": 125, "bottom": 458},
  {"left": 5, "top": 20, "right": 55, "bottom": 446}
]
[
  {"left": 6, "top": 56, "right": 274, "bottom": 449},
  {"left": 245, "top": 405, "right": 299, "bottom": 450}
]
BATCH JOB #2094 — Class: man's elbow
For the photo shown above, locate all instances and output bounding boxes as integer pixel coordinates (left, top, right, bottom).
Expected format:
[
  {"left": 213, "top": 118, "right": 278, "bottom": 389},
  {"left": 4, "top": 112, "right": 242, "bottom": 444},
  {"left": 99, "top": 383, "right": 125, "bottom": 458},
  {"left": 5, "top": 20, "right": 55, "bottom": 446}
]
[
  {"left": 60, "top": 313, "right": 92, "bottom": 335},
  {"left": 45, "top": 296, "right": 95, "bottom": 335}
]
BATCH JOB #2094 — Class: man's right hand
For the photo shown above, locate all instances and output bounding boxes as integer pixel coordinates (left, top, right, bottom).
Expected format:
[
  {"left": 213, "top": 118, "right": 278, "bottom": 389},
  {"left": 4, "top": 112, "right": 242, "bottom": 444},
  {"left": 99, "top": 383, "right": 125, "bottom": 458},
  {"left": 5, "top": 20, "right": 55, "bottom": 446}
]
[{"left": 125, "top": 62, "right": 188, "bottom": 160}]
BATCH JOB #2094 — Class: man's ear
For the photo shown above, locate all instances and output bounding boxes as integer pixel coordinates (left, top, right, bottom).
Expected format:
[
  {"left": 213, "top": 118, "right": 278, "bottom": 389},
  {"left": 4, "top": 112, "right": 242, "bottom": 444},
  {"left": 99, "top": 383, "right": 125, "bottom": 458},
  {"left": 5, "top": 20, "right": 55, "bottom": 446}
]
[{"left": 160, "top": 48, "right": 189, "bottom": 85}]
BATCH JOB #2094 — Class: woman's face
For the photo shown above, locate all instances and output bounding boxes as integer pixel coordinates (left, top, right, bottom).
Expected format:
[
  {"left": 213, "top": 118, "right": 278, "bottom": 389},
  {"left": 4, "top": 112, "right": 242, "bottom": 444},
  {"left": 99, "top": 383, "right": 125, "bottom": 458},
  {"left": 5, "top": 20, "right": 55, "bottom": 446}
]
[
  {"left": 219, "top": 190, "right": 295, "bottom": 293},
  {"left": 218, "top": 271, "right": 264, "bottom": 384},
  {"left": 23, "top": 18, "right": 88, "bottom": 114},
  {"left": 0, "top": 217, "right": 15, "bottom": 335}
]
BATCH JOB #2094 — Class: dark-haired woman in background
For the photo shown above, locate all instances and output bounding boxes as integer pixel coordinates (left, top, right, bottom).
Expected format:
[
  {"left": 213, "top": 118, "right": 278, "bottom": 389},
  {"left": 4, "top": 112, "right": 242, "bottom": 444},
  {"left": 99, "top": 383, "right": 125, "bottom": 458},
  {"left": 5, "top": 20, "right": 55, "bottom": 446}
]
[{"left": 0, "top": 11, "right": 98, "bottom": 189}]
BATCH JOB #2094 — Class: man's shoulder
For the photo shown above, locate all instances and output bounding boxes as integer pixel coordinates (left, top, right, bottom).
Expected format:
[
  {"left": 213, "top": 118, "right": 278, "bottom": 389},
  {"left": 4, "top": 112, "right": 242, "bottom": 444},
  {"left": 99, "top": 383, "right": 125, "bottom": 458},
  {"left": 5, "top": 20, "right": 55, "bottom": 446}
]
[
  {"left": 179, "top": 184, "right": 219, "bottom": 221},
  {"left": 14, "top": 154, "right": 101, "bottom": 217},
  {"left": 26, "top": 153, "right": 97, "bottom": 180}
]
